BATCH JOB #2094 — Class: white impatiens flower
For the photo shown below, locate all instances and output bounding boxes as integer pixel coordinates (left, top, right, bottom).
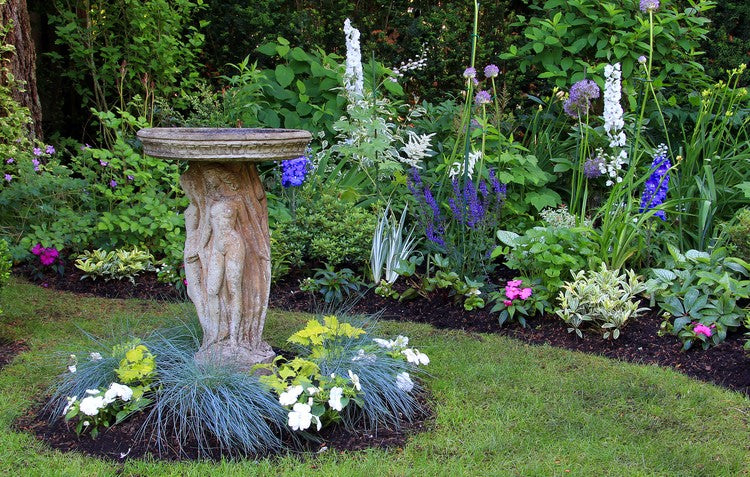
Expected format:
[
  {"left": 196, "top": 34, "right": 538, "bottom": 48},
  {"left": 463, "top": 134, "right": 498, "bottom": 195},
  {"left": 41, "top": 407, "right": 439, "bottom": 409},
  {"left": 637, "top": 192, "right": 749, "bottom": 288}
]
[
  {"left": 393, "top": 335, "right": 409, "bottom": 348},
  {"left": 306, "top": 386, "right": 319, "bottom": 396},
  {"left": 348, "top": 370, "right": 362, "bottom": 391},
  {"left": 104, "top": 383, "right": 133, "bottom": 404},
  {"left": 373, "top": 338, "right": 394, "bottom": 349},
  {"left": 448, "top": 150, "right": 481, "bottom": 179},
  {"left": 279, "top": 385, "right": 304, "bottom": 406},
  {"left": 402, "top": 348, "right": 430, "bottom": 366},
  {"left": 288, "top": 402, "right": 319, "bottom": 431},
  {"left": 89, "top": 352, "right": 103, "bottom": 361},
  {"left": 343, "top": 19, "right": 364, "bottom": 100},
  {"left": 85, "top": 389, "right": 100, "bottom": 395},
  {"left": 328, "top": 386, "right": 345, "bottom": 411},
  {"left": 401, "top": 131, "right": 435, "bottom": 167},
  {"left": 79, "top": 395, "right": 106, "bottom": 416},
  {"left": 62, "top": 396, "right": 77, "bottom": 416},
  {"left": 395, "top": 372, "right": 414, "bottom": 392},
  {"left": 68, "top": 365, "right": 77, "bottom": 373}
]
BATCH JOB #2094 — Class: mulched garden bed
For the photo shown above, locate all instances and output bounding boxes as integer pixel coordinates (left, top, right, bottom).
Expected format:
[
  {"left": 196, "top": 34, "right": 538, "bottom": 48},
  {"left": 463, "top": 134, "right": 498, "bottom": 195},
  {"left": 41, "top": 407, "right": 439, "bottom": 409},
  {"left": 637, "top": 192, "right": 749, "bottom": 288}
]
[
  {"left": 15, "top": 267, "right": 750, "bottom": 397},
  {"left": 0, "top": 338, "right": 28, "bottom": 371},
  {"left": 14, "top": 396, "right": 432, "bottom": 462}
]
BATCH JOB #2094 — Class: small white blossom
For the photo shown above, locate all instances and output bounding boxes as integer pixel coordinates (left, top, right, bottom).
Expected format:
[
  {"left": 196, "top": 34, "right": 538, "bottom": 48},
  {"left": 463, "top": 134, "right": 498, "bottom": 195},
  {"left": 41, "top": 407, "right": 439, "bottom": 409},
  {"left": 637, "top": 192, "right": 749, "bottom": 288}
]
[
  {"left": 393, "top": 335, "right": 409, "bottom": 347},
  {"left": 328, "top": 386, "right": 345, "bottom": 411},
  {"left": 82, "top": 421, "right": 90, "bottom": 426},
  {"left": 351, "top": 349, "right": 376, "bottom": 362},
  {"left": 288, "top": 402, "right": 316, "bottom": 431},
  {"left": 395, "top": 372, "right": 414, "bottom": 392},
  {"left": 402, "top": 348, "right": 430, "bottom": 365},
  {"left": 449, "top": 150, "right": 481, "bottom": 179},
  {"left": 89, "top": 352, "right": 102, "bottom": 361},
  {"left": 279, "top": 385, "right": 304, "bottom": 406},
  {"left": 79, "top": 395, "right": 106, "bottom": 416},
  {"left": 400, "top": 131, "right": 435, "bottom": 167},
  {"left": 348, "top": 370, "right": 362, "bottom": 391},
  {"left": 306, "top": 386, "right": 319, "bottom": 396},
  {"left": 104, "top": 383, "right": 133, "bottom": 404},
  {"left": 85, "top": 389, "right": 100, "bottom": 395},
  {"left": 373, "top": 338, "right": 394, "bottom": 349},
  {"left": 67, "top": 365, "right": 77, "bottom": 374}
]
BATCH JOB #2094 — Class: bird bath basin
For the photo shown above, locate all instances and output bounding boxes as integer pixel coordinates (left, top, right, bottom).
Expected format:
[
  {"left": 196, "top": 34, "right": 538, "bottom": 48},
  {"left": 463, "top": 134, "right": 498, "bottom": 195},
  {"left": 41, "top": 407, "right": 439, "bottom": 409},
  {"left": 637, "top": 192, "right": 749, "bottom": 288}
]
[{"left": 137, "top": 127, "right": 311, "bottom": 370}]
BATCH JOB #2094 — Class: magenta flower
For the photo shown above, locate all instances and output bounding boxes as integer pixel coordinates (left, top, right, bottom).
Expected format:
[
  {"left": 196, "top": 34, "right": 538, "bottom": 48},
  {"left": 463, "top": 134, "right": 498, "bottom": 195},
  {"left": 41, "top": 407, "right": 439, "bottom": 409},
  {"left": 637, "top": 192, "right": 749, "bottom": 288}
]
[
  {"left": 39, "top": 248, "right": 59, "bottom": 266},
  {"left": 45, "top": 145, "right": 56, "bottom": 154},
  {"left": 484, "top": 64, "right": 499, "bottom": 78},
  {"left": 31, "top": 243, "right": 43, "bottom": 256},
  {"left": 507, "top": 280, "right": 523, "bottom": 288},
  {"left": 693, "top": 323, "right": 714, "bottom": 338},
  {"left": 519, "top": 288, "right": 533, "bottom": 300},
  {"left": 503, "top": 300, "right": 513, "bottom": 306},
  {"left": 33, "top": 147, "right": 42, "bottom": 157}
]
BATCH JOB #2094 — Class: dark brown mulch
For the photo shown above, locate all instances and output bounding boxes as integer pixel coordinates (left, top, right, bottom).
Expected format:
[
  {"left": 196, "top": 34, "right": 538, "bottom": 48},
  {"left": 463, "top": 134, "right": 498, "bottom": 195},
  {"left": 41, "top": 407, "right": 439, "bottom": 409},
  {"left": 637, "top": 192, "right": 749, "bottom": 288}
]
[
  {"left": 269, "top": 277, "right": 750, "bottom": 398},
  {"left": 14, "top": 396, "right": 432, "bottom": 462},
  {"left": 0, "top": 338, "right": 28, "bottom": 371}
]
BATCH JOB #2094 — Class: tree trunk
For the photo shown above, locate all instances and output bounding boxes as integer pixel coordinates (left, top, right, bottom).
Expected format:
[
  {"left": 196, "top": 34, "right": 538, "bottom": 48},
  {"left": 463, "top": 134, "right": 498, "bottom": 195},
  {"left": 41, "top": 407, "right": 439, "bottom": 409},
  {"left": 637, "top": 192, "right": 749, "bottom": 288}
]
[{"left": 1, "top": 0, "right": 42, "bottom": 139}]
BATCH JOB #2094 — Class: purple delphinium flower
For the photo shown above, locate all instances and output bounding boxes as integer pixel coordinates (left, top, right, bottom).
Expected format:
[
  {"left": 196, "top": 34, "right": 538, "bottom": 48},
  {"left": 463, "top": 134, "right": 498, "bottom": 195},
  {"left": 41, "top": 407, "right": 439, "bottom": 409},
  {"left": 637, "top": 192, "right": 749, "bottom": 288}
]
[
  {"left": 484, "top": 64, "right": 499, "bottom": 78},
  {"left": 563, "top": 79, "right": 600, "bottom": 119},
  {"left": 474, "top": 90, "right": 492, "bottom": 106},
  {"left": 281, "top": 154, "right": 310, "bottom": 188},
  {"left": 33, "top": 147, "right": 42, "bottom": 157},
  {"left": 109, "top": 179, "right": 118, "bottom": 188},
  {"left": 45, "top": 145, "right": 55, "bottom": 155},
  {"left": 584, "top": 155, "right": 605, "bottom": 178},
  {"left": 639, "top": 144, "right": 671, "bottom": 220},
  {"left": 463, "top": 67, "right": 476, "bottom": 79},
  {"left": 6, "top": 158, "right": 13, "bottom": 164},
  {"left": 408, "top": 168, "right": 446, "bottom": 247},
  {"left": 32, "top": 158, "right": 40, "bottom": 171},
  {"left": 4, "top": 174, "right": 11, "bottom": 182},
  {"left": 640, "top": 0, "right": 659, "bottom": 13}
]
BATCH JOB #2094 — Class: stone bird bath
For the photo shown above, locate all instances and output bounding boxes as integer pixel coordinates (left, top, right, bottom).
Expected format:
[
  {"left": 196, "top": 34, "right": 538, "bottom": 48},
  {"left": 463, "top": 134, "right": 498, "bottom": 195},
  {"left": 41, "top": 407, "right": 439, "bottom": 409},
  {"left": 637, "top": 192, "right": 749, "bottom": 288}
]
[{"left": 137, "top": 128, "right": 311, "bottom": 370}]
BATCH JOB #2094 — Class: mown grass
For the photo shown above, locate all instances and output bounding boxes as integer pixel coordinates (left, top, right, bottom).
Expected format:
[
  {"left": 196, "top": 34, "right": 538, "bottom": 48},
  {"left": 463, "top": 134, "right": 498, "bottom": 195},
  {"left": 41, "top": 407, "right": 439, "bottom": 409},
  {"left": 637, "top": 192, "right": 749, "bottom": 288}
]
[{"left": 1, "top": 277, "right": 748, "bottom": 476}]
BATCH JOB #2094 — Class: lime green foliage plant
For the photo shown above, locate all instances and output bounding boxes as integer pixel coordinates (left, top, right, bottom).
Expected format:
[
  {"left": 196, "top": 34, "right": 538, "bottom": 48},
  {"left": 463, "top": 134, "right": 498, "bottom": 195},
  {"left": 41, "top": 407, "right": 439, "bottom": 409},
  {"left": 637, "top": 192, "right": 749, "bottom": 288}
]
[
  {"left": 75, "top": 247, "right": 155, "bottom": 284},
  {"left": 648, "top": 246, "right": 750, "bottom": 350},
  {"left": 556, "top": 264, "right": 649, "bottom": 339}
]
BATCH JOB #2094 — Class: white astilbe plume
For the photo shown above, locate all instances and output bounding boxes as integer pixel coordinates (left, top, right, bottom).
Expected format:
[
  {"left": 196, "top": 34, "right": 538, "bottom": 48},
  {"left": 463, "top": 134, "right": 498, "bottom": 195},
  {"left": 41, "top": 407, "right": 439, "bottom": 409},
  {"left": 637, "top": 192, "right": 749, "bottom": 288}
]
[
  {"left": 603, "top": 63, "right": 627, "bottom": 149},
  {"left": 343, "top": 19, "right": 364, "bottom": 100},
  {"left": 448, "top": 150, "right": 481, "bottom": 179},
  {"left": 400, "top": 131, "right": 435, "bottom": 168}
]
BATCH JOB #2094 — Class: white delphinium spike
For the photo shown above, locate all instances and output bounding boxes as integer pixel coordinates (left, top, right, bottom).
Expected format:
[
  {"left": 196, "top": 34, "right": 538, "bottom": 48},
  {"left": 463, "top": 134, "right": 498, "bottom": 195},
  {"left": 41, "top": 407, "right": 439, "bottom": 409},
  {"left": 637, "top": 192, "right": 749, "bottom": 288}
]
[{"left": 343, "top": 19, "right": 364, "bottom": 100}]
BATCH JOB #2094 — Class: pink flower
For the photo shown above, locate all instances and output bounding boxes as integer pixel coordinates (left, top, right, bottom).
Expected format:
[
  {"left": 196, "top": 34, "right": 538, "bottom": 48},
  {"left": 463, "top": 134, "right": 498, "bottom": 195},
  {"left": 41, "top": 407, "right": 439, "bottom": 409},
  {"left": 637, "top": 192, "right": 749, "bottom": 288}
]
[
  {"left": 503, "top": 300, "right": 513, "bottom": 306},
  {"left": 183, "top": 279, "right": 188, "bottom": 286},
  {"left": 519, "top": 287, "right": 533, "bottom": 300},
  {"left": 693, "top": 323, "right": 713, "bottom": 338},
  {"left": 31, "top": 243, "right": 43, "bottom": 256},
  {"left": 505, "top": 286, "right": 520, "bottom": 300},
  {"left": 507, "top": 280, "right": 523, "bottom": 288},
  {"left": 39, "top": 247, "right": 59, "bottom": 266}
]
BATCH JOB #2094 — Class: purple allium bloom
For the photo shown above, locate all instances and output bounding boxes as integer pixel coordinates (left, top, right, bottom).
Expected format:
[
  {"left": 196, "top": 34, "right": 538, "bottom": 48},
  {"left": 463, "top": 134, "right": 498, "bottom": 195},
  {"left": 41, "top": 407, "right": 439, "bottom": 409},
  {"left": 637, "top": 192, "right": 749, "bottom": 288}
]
[
  {"left": 474, "top": 90, "right": 492, "bottom": 106},
  {"left": 45, "top": 145, "right": 55, "bottom": 154},
  {"left": 109, "top": 179, "right": 118, "bottom": 188},
  {"left": 484, "top": 64, "right": 499, "bottom": 78},
  {"left": 4, "top": 174, "right": 11, "bottom": 182},
  {"left": 639, "top": 145, "right": 671, "bottom": 220},
  {"left": 32, "top": 158, "right": 40, "bottom": 171},
  {"left": 640, "top": 0, "right": 659, "bottom": 12},
  {"left": 6, "top": 158, "right": 13, "bottom": 164},
  {"left": 563, "top": 79, "right": 600, "bottom": 119},
  {"left": 33, "top": 147, "right": 42, "bottom": 157},
  {"left": 638, "top": 55, "right": 647, "bottom": 64},
  {"left": 281, "top": 154, "right": 310, "bottom": 188},
  {"left": 584, "top": 155, "right": 605, "bottom": 178},
  {"left": 100, "top": 160, "right": 109, "bottom": 167},
  {"left": 463, "top": 67, "right": 476, "bottom": 79}
]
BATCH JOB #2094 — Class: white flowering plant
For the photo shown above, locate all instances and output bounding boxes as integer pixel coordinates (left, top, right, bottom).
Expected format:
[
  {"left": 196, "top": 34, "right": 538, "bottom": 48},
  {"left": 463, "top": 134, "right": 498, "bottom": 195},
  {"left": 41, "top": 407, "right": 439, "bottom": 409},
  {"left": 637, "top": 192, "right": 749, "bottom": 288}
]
[{"left": 257, "top": 315, "right": 430, "bottom": 435}]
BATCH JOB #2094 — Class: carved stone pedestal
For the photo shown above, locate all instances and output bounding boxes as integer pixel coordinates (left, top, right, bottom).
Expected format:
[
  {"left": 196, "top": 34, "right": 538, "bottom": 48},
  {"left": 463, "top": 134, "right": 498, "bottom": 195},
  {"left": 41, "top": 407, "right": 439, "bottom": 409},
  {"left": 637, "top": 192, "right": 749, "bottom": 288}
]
[{"left": 137, "top": 128, "right": 311, "bottom": 370}]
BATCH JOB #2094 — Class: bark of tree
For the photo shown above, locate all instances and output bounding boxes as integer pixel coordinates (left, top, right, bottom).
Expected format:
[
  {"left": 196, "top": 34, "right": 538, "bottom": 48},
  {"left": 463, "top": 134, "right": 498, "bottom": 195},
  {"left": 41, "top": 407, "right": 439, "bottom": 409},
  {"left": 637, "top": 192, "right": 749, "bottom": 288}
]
[{"left": 1, "top": 0, "right": 42, "bottom": 139}]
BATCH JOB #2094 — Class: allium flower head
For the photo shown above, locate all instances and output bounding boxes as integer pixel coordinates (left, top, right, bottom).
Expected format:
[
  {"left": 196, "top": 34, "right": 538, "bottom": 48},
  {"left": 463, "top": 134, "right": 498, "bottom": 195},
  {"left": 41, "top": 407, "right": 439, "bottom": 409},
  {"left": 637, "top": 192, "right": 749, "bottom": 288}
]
[
  {"left": 463, "top": 67, "right": 476, "bottom": 79},
  {"left": 640, "top": 0, "right": 659, "bottom": 12},
  {"left": 639, "top": 144, "right": 671, "bottom": 220},
  {"left": 484, "top": 64, "right": 499, "bottom": 78},
  {"left": 563, "top": 79, "right": 600, "bottom": 118},
  {"left": 638, "top": 55, "right": 647, "bottom": 65},
  {"left": 584, "top": 155, "right": 605, "bottom": 178},
  {"left": 474, "top": 90, "right": 492, "bottom": 106}
]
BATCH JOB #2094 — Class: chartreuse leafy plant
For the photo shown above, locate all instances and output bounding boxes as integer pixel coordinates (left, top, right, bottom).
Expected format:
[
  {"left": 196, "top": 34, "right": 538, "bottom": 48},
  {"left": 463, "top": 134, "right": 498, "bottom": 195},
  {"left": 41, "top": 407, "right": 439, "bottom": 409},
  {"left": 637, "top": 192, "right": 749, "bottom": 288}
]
[
  {"left": 75, "top": 247, "right": 155, "bottom": 284},
  {"left": 648, "top": 246, "right": 750, "bottom": 350},
  {"left": 556, "top": 264, "right": 649, "bottom": 339}
]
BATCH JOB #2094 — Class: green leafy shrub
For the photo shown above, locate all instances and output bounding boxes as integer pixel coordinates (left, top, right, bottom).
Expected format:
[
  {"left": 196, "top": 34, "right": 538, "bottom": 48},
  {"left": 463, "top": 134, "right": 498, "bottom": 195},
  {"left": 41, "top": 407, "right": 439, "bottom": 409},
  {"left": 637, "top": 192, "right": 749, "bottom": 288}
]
[
  {"left": 556, "top": 264, "right": 649, "bottom": 339},
  {"left": 723, "top": 207, "right": 750, "bottom": 262},
  {"left": 299, "top": 264, "right": 364, "bottom": 305},
  {"left": 494, "top": 226, "right": 600, "bottom": 300},
  {"left": 648, "top": 246, "right": 750, "bottom": 350},
  {"left": 273, "top": 190, "right": 377, "bottom": 270},
  {"left": 75, "top": 247, "right": 155, "bottom": 284}
]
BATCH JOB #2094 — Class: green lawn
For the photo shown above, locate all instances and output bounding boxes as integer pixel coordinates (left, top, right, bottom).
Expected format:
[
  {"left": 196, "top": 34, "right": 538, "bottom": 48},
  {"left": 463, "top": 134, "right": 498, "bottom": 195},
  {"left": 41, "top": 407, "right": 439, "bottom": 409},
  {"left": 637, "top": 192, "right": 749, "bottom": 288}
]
[{"left": 1, "top": 277, "right": 748, "bottom": 476}]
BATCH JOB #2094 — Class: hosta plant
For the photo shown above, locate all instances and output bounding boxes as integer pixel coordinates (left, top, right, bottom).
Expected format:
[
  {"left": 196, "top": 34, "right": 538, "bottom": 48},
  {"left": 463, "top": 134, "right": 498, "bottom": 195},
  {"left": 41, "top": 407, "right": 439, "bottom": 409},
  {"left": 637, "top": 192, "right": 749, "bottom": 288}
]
[
  {"left": 75, "top": 247, "right": 156, "bottom": 284},
  {"left": 556, "top": 264, "right": 649, "bottom": 339}
]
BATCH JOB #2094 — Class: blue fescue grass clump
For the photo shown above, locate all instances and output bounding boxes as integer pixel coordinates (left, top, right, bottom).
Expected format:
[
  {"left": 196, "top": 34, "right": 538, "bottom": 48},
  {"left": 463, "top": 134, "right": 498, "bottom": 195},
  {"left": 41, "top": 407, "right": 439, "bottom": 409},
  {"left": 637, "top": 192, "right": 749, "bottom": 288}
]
[{"left": 137, "top": 323, "right": 288, "bottom": 458}]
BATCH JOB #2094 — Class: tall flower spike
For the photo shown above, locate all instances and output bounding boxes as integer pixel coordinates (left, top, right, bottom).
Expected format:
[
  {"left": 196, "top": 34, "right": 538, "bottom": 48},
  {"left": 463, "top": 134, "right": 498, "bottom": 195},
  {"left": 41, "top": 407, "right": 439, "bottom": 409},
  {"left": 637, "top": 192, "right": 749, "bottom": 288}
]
[
  {"left": 343, "top": 19, "right": 364, "bottom": 100},
  {"left": 639, "top": 144, "right": 671, "bottom": 220}
]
